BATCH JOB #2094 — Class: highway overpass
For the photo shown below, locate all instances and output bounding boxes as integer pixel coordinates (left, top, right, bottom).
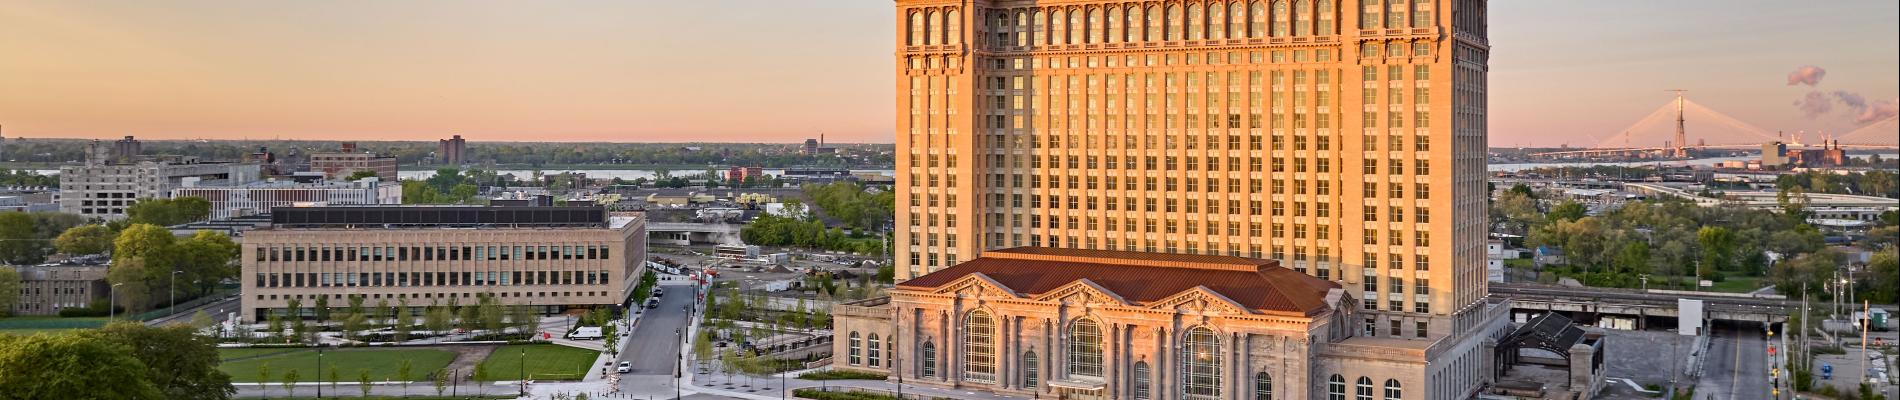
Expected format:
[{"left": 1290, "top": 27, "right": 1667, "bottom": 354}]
[{"left": 1490, "top": 283, "right": 1791, "bottom": 328}]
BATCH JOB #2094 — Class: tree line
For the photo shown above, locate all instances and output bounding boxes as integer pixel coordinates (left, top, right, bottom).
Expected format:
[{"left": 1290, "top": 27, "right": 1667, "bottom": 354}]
[{"left": 0, "top": 322, "right": 235, "bottom": 399}]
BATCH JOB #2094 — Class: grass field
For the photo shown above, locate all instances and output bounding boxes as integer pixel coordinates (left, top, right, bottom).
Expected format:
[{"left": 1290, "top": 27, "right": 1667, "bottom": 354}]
[
  {"left": 472, "top": 344, "right": 598, "bottom": 381},
  {"left": 218, "top": 347, "right": 457, "bottom": 382},
  {"left": 0, "top": 316, "right": 108, "bottom": 335}
]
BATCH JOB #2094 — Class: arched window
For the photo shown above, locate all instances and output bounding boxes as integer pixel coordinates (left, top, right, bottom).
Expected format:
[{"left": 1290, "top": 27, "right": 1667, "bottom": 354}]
[
  {"left": 1249, "top": 1, "right": 1267, "bottom": 37},
  {"left": 1186, "top": 3, "right": 1203, "bottom": 40},
  {"left": 1133, "top": 362, "right": 1153, "bottom": 400},
  {"left": 1128, "top": 6, "right": 1146, "bottom": 42},
  {"left": 926, "top": 10, "right": 941, "bottom": 45},
  {"left": 1022, "top": 351, "right": 1040, "bottom": 388},
  {"left": 1355, "top": 377, "right": 1374, "bottom": 400},
  {"left": 1410, "top": 0, "right": 1430, "bottom": 28},
  {"left": 1326, "top": 374, "right": 1346, "bottom": 400},
  {"left": 961, "top": 310, "right": 997, "bottom": 383},
  {"left": 908, "top": 12, "right": 925, "bottom": 46},
  {"left": 1032, "top": 9, "right": 1045, "bottom": 45},
  {"left": 1317, "top": 0, "right": 1334, "bottom": 35},
  {"left": 1254, "top": 372, "right": 1274, "bottom": 400},
  {"left": 1106, "top": 7, "right": 1121, "bottom": 43},
  {"left": 1181, "top": 327, "right": 1222, "bottom": 400},
  {"left": 1068, "top": 8, "right": 1083, "bottom": 44},
  {"left": 1209, "top": 3, "right": 1226, "bottom": 40},
  {"left": 1016, "top": 10, "right": 1030, "bottom": 47},
  {"left": 947, "top": 10, "right": 963, "bottom": 45},
  {"left": 921, "top": 342, "right": 938, "bottom": 378},
  {"left": 1165, "top": 5, "right": 1182, "bottom": 41},
  {"left": 1229, "top": 2, "right": 1247, "bottom": 39},
  {"left": 1383, "top": 379, "right": 1402, "bottom": 400},
  {"left": 867, "top": 333, "right": 882, "bottom": 367},
  {"left": 1295, "top": 0, "right": 1312, "bottom": 36},
  {"left": 1068, "top": 318, "right": 1104, "bottom": 378},
  {"left": 1360, "top": 0, "right": 1378, "bottom": 30},
  {"left": 1145, "top": 6, "right": 1162, "bottom": 42},
  {"left": 848, "top": 332, "right": 863, "bottom": 365},
  {"left": 1272, "top": 1, "right": 1289, "bottom": 37}
]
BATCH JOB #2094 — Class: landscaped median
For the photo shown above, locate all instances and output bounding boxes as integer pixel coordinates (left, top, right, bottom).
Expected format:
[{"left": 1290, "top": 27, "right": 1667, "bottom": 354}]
[{"left": 473, "top": 343, "right": 599, "bottom": 381}]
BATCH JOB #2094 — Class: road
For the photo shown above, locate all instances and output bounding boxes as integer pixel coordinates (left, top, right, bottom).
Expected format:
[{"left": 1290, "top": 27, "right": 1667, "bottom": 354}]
[
  {"left": 615, "top": 283, "right": 696, "bottom": 395},
  {"left": 145, "top": 296, "right": 240, "bottom": 327},
  {"left": 1698, "top": 321, "right": 1769, "bottom": 400}
]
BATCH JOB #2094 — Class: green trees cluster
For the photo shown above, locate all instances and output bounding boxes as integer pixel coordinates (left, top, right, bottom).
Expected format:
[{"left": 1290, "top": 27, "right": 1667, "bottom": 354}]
[
  {"left": 124, "top": 197, "right": 212, "bottom": 226},
  {"left": 1776, "top": 170, "right": 1900, "bottom": 199},
  {"left": 0, "top": 169, "right": 58, "bottom": 187},
  {"left": 401, "top": 167, "right": 493, "bottom": 204},
  {"left": 0, "top": 322, "right": 234, "bottom": 399},
  {"left": 739, "top": 213, "right": 885, "bottom": 255},
  {"left": 802, "top": 182, "right": 895, "bottom": 230},
  {"left": 0, "top": 212, "right": 84, "bottom": 265},
  {"left": 105, "top": 225, "right": 239, "bottom": 315},
  {"left": 1510, "top": 195, "right": 1825, "bottom": 290}
]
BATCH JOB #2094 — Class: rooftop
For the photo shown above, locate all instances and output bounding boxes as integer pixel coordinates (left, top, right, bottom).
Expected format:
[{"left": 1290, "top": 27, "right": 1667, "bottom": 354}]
[
  {"left": 896, "top": 247, "right": 1339, "bottom": 316},
  {"left": 269, "top": 205, "right": 614, "bottom": 229}
]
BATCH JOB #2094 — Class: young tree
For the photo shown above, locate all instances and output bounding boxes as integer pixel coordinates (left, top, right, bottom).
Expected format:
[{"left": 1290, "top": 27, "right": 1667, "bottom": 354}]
[
  {"left": 266, "top": 314, "right": 284, "bottom": 342},
  {"left": 373, "top": 299, "right": 390, "bottom": 328},
  {"left": 480, "top": 296, "right": 505, "bottom": 334},
  {"left": 313, "top": 296, "right": 330, "bottom": 325},
  {"left": 425, "top": 305, "right": 452, "bottom": 334},
  {"left": 692, "top": 330, "right": 715, "bottom": 370},
  {"left": 328, "top": 365, "right": 340, "bottom": 393},
  {"left": 342, "top": 312, "right": 367, "bottom": 341},
  {"left": 358, "top": 369, "right": 372, "bottom": 398},
  {"left": 434, "top": 369, "right": 449, "bottom": 396},
  {"left": 394, "top": 302, "right": 414, "bottom": 342},
  {"left": 281, "top": 369, "right": 300, "bottom": 397},
  {"left": 397, "top": 359, "right": 414, "bottom": 396},
  {"left": 256, "top": 363, "right": 270, "bottom": 396}
]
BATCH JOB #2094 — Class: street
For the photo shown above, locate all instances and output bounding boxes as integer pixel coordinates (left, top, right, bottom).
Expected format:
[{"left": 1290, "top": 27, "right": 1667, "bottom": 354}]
[
  {"left": 616, "top": 283, "right": 696, "bottom": 393},
  {"left": 1699, "top": 321, "right": 1770, "bottom": 400}
]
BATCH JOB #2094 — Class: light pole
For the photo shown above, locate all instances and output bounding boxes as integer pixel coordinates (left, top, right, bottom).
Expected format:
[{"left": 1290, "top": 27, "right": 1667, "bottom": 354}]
[
  {"left": 316, "top": 344, "right": 324, "bottom": 398},
  {"left": 109, "top": 283, "right": 124, "bottom": 320},
  {"left": 518, "top": 346, "right": 526, "bottom": 396}
]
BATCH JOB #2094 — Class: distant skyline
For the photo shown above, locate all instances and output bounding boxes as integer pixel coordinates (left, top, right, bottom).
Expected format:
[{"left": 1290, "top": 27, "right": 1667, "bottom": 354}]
[{"left": 2, "top": 1, "right": 1895, "bottom": 146}]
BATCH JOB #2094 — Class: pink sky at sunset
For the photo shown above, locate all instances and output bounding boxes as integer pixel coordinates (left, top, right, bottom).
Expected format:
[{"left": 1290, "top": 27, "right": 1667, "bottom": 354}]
[{"left": 1, "top": 1, "right": 1894, "bottom": 146}]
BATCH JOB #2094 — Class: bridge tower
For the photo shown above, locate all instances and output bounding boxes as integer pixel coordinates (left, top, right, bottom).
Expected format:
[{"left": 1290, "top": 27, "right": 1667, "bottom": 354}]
[{"left": 1667, "top": 89, "right": 1688, "bottom": 158}]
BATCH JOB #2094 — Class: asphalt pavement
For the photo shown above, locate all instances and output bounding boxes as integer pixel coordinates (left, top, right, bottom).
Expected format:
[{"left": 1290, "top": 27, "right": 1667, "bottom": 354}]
[
  {"left": 619, "top": 283, "right": 694, "bottom": 375},
  {"left": 1698, "top": 322, "right": 1770, "bottom": 400}
]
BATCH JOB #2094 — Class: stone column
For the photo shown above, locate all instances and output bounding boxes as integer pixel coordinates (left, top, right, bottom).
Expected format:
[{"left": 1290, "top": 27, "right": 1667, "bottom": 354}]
[
  {"left": 1480, "top": 337, "right": 1498, "bottom": 384},
  {"left": 1568, "top": 343, "right": 1595, "bottom": 393}
]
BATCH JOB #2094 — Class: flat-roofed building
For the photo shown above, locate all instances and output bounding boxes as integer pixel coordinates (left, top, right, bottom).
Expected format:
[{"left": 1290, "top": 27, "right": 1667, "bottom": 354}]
[
  {"left": 309, "top": 144, "right": 399, "bottom": 181},
  {"left": 173, "top": 178, "right": 402, "bottom": 220},
  {"left": 239, "top": 205, "right": 648, "bottom": 323},
  {"left": 5, "top": 263, "right": 110, "bottom": 316}
]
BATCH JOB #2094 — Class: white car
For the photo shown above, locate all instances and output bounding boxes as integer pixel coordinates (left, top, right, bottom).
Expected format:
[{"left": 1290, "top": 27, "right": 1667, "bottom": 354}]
[{"left": 616, "top": 362, "right": 631, "bottom": 374}]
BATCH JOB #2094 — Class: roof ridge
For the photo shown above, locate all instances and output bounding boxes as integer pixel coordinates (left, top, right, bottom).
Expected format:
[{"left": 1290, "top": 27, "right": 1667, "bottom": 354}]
[{"left": 985, "top": 247, "right": 1270, "bottom": 272}]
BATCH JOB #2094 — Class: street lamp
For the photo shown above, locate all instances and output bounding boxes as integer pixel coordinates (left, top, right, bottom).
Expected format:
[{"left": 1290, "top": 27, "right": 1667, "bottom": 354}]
[
  {"left": 109, "top": 283, "right": 124, "bottom": 320},
  {"left": 316, "top": 344, "right": 324, "bottom": 398},
  {"left": 518, "top": 345, "right": 526, "bottom": 396}
]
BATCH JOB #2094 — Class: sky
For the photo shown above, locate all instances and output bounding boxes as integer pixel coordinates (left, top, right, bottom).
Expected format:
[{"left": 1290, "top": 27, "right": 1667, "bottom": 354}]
[{"left": 1, "top": 1, "right": 1895, "bottom": 146}]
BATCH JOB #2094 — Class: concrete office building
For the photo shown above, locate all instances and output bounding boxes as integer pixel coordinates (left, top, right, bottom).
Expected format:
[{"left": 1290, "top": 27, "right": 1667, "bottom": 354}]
[
  {"left": 239, "top": 205, "right": 648, "bottom": 323},
  {"left": 872, "top": 0, "right": 1508, "bottom": 398},
  {"left": 171, "top": 178, "right": 402, "bottom": 220},
  {"left": 5, "top": 263, "right": 109, "bottom": 316},
  {"left": 59, "top": 152, "right": 262, "bottom": 219},
  {"left": 310, "top": 142, "right": 400, "bottom": 180}
]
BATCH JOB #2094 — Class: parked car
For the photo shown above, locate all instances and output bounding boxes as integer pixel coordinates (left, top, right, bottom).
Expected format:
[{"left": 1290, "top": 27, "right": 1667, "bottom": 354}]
[
  {"left": 646, "top": 298, "right": 661, "bottom": 309},
  {"left": 653, "top": 288, "right": 665, "bottom": 297}
]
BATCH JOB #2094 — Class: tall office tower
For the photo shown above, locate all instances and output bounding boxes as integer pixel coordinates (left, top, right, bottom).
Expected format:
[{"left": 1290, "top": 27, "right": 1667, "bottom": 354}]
[
  {"left": 437, "top": 135, "right": 467, "bottom": 165},
  {"left": 896, "top": 0, "right": 1492, "bottom": 346}
]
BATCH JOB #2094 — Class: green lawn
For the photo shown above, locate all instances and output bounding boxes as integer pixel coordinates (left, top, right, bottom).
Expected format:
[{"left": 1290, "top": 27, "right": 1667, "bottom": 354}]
[
  {"left": 0, "top": 316, "right": 109, "bottom": 335},
  {"left": 473, "top": 344, "right": 598, "bottom": 381},
  {"left": 218, "top": 347, "right": 457, "bottom": 382}
]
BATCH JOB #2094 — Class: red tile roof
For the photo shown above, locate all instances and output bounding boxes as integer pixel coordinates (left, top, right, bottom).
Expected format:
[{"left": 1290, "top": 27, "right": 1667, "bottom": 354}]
[{"left": 896, "top": 247, "right": 1340, "bottom": 317}]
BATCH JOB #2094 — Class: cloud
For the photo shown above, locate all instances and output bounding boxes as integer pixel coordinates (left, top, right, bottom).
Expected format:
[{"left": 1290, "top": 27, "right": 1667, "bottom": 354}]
[
  {"left": 1795, "top": 91, "right": 1833, "bottom": 118},
  {"left": 1787, "top": 65, "right": 1826, "bottom": 86},
  {"left": 1858, "top": 98, "right": 1899, "bottom": 124},
  {"left": 1834, "top": 91, "right": 1867, "bottom": 111}
]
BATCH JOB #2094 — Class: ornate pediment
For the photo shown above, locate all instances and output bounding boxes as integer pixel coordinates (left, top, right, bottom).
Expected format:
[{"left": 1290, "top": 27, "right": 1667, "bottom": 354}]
[
  {"left": 931, "top": 272, "right": 1021, "bottom": 299},
  {"left": 1031, "top": 278, "right": 1129, "bottom": 306},
  {"left": 1146, "top": 286, "right": 1253, "bottom": 315}
]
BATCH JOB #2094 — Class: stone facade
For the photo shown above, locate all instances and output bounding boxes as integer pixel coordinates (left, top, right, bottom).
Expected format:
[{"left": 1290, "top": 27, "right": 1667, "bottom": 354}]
[
  {"left": 238, "top": 206, "right": 647, "bottom": 323},
  {"left": 5, "top": 264, "right": 109, "bottom": 316}
]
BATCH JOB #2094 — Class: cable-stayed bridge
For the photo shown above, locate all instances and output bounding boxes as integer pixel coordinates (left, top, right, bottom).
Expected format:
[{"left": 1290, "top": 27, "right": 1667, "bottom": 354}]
[{"left": 1529, "top": 93, "right": 1898, "bottom": 157}]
